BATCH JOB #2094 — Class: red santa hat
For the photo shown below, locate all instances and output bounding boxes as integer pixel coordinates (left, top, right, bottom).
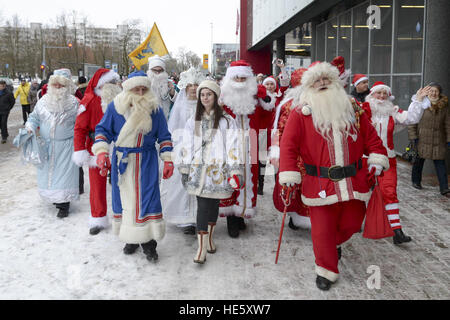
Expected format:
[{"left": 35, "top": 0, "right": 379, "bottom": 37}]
[
  {"left": 262, "top": 75, "right": 282, "bottom": 97},
  {"left": 330, "top": 56, "right": 351, "bottom": 88},
  {"left": 80, "top": 68, "right": 119, "bottom": 108},
  {"left": 369, "top": 81, "right": 395, "bottom": 100},
  {"left": 224, "top": 60, "right": 254, "bottom": 79},
  {"left": 352, "top": 74, "right": 368, "bottom": 87},
  {"left": 290, "top": 68, "right": 307, "bottom": 88}
]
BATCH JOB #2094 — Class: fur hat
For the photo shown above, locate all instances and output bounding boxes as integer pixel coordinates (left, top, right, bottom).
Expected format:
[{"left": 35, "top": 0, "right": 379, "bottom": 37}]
[
  {"left": 224, "top": 60, "right": 254, "bottom": 79},
  {"left": 301, "top": 61, "right": 340, "bottom": 88},
  {"left": 196, "top": 80, "right": 220, "bottom": 98},
  {"left": 122, "top": 71, "right": 151, "bottom": 92},
  {"left": 49, "top": 68, "right": 73, "bottom": 88},
  {"left": 177, "top": 67, "right": 205, "bottom": 90},
  {"left": 148, "top": 55, "right": 166, "bottom": 70}
]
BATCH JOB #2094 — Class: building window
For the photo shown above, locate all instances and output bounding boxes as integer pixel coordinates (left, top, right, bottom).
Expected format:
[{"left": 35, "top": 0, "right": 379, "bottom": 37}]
[
  {"left": 316, "top": 23, "right": 326, "bottom": 61},
  {"left": 351, "top": 2, "right": 370, "bottom": 74},
  {"left": 338, "top": 11, "right": 352, "bottom": 65},
  {"left": 326, "top": 18, "right": 337, "bottom": 60},
  {"left": 370, "top": 2, "right": 393, "bottom": 74}
]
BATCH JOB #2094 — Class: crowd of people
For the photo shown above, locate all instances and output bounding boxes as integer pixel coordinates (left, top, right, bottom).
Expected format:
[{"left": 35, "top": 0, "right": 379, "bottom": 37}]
[{"left": 5, "top": 53, "right": 449, "bottom": 291}]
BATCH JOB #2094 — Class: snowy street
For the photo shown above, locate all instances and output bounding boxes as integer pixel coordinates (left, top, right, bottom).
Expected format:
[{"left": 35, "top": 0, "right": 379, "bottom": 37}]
[{"left": 0, "top": 102, "right": 449, "bottom": 300}]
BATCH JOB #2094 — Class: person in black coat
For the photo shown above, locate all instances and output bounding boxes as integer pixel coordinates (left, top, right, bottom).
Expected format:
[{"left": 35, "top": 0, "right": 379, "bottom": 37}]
[
  {"left": 0, "top": 80, "right": 16, "bottom": 143},
  {"left": 350, "top": 74, "right": 370, "bottom": 103}
]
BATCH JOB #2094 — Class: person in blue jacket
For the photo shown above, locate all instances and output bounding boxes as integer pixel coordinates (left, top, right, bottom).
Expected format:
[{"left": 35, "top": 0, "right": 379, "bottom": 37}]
[{"left": 92, "top": 71, "right": 174, "bottom": 262}]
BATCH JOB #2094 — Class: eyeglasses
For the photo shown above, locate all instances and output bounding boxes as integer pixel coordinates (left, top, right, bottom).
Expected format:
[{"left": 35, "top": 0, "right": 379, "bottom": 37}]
[{"left": 151, "top": 68, "right": 164, "bottom": 74}]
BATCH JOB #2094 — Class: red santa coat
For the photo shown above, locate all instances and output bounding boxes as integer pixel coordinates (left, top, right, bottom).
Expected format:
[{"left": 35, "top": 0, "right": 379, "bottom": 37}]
[{"left": 279, "top": 105, "right": 388, "bottom": 207}]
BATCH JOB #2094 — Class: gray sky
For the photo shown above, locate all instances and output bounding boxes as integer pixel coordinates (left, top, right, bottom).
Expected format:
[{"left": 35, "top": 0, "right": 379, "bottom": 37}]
[{"left": 0, "top": 0, "right": 240, "bottom": 60}]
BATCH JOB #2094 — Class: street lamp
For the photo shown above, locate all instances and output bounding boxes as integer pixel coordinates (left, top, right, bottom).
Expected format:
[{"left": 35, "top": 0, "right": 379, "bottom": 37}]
[{"left": 42, "top": 42, "right": 74, "bottom": 78}]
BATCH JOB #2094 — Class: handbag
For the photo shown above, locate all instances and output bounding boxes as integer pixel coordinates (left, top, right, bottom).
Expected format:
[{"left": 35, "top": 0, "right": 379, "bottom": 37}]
[{"left": 401, "top": 140, "right": 419, "bottom": 163}]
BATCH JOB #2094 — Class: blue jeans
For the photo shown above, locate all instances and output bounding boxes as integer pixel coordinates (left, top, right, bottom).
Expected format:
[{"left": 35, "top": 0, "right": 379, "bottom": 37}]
[{"left": 412, "top": 158, "right": 448, "bottom": 192}]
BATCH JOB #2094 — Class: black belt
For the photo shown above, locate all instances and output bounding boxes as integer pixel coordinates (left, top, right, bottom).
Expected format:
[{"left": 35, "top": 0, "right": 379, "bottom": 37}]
[{"left": 304, "top": 159, "right": 363, "bottom": 182}]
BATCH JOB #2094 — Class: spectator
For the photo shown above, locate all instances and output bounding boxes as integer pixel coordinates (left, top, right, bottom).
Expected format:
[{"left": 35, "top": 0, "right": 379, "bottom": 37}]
[
  {"left": 75, "top": 76, "right": 88, "bottom": 100},
  {"left": 350, "top": 74, "right": 370, "bottom": 103},
  {"left": 408, "top": 83, "right": 450, "bottom": 196},
  {"left": 28, "top": 79, "right": 39, "bottom": 113},
  {"left": 0, "top": 80, "right": 16, "bottom": 144},
  {"left": 14, "top": 79, "right": 31, "bottom": 124}
]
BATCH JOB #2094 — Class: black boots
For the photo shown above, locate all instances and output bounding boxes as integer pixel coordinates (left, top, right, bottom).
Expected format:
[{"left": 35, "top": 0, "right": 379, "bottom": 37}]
[
  {"left": 412, "top": 183, "right": 422, "bottom": 190},
  {"left": 257, "top": 172, "right": 264, "bottom": 195},
  {"left": 227, "top": 216, "right": 246, "bottom": 238},
  {"left": 393, "top": 229, "right": 412, "bottom": 245},
  {"left": 183, "top": 225, "right": 196, "bottom": 235},
  {"left": 89, "top": 226, "right": 104, "bottom": 235},
  {"left": 316, "top": 276, "right": 333, "bottom": 291},
  {"left": 141, "top": 240, "right": 158, "bottom": 262},
  {"left": 337, "top": 247, "right": 342, "bottom": 260},
  {"left": 55, "top": 202, "right": 70, "bottom": 218},
  {"left": 288, "top": 217, "right": 300, "bottom": 230},
  {"left": 123, "top": 243, "right": 139, "bottom": 255}
]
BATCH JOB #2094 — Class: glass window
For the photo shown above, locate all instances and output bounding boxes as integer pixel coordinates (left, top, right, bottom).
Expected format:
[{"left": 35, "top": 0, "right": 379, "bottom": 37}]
[
  {"left": 285, "top": 23, "right": 312, "bottom": 58},
  {"left": 351, "top": 2, "right": 369, "bottom": 74},
  {"left": 369, "top": 2, "right": 393, "bottom": 74},
  {"left": 326, "top": 18, "right": 337, "bottom": 61},
  {"left": 338, "top": 11, "right": 351, "bottom": 66},
  {"left": 316, "top": 23, "right": 325, "bottom": 61},
  {"left": 393, "top": 0, "right": 424, "bottom": 73}
]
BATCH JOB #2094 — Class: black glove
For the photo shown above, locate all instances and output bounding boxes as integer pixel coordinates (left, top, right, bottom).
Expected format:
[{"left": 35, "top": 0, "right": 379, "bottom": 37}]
[
  {"left": 262, "top": 96, "right": 271, "bottom": 103},
  {"left": 181, "top": 174, "right": 189, "bottom": 188}
]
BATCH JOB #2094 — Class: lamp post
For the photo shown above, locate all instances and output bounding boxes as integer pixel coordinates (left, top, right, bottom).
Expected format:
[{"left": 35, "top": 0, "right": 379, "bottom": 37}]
[{"left": 42, "top": 42, "right": 73, "bottom": 79}]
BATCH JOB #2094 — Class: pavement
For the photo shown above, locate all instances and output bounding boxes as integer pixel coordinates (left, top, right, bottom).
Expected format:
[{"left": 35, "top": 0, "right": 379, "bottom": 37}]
[{"left": 0, "top": 99, "right": 449, "bottom": 300}]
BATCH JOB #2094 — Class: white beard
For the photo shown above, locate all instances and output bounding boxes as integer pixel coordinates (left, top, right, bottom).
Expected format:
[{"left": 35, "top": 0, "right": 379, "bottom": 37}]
[
  {"left": 100, "top": 83, "right": 122, "bottom": 113},
  {"left": 45, "top": 86, "right": 73, "bottom": 113},
  {"left": 366, "top": 95, "right": 395, "bottom": 118},
  {"left": 301, "top": 82, "right": 356, "bottom": 140},
  {"left": 220, "top": 76, "right": 258, "bottom": 115},
  {"left": 148, "top": 71, "right": 169, "bottom": 102}
]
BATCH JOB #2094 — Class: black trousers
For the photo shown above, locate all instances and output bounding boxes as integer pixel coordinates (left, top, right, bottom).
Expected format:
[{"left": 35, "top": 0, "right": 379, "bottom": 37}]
[
  {"left": 196, "top": 196, "right": 220, "bottom": 232},
  {"left": 54, "top": 202, "right": 70, "bottom": 211},
  {"left": 0, "top": 113, "right": 9, "bottom": 140},
  {"left": 412, "top": 157, "right": 448, "bottom": 192},
  {"left": 22, "top": 104, "right": 31, "bottom": 124}
]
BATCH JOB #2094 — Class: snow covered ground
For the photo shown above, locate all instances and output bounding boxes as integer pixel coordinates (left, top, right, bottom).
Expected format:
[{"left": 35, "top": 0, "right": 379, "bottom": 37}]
[{"left": 1, "top": 102, "right": 449, "bottom": 300}]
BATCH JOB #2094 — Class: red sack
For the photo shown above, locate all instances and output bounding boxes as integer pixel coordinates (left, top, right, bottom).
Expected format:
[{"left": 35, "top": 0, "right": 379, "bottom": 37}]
[{"left": 363, "top": 184, "right": 394, "bottom": 239}]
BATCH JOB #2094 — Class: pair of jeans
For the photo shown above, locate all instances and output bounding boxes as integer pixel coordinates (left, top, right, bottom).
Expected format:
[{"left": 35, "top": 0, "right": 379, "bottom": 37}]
[
  {"left": 196, "top": 197, "right": 220, "bottom": 232},
  {"left": 22, "top": 104, "right": 31, "bottom": 124},
  {"left": 0, "top": 113, "right": 9, "bottom": 140},
  {"left": 412, "top": 157, "right": 448, "bottom": 192}
]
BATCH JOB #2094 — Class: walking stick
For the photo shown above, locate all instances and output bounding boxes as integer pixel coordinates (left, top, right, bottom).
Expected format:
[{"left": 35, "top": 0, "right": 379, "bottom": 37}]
[{"left": 275, "top": 185, "right": 293, "bottom": 264}]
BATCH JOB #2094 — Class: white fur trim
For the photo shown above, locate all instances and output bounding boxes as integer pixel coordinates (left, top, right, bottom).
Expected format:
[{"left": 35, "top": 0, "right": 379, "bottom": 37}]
[
  {"left": 279, "top": 171, "right": 301, "bottom": 185},
  {"left": 77, "top": 104, "right": 86, "bottom": 116},
  {"left": 353, "top": 76, "right": 368, "bottom": 87},
  {"left": 96, "top": 70, "right": 120, "bottom": 90},
  {"left": 122, "top": 76, "right": 152, "bottom": 92},
  {"left": 225, "top": 66, "right": 254, "bottom": 79},
  {"left": 160, "top": 151, "right": 172, "bottom": 162},
  {"left": 259, "top": 96, "right": 275, "bottom": 111},
  {"left": 301, "top": 62, "right": 340, "bottom": 88},
  {"left": 262, "top": 77, "right": 276, "bottom": 86},
  {"left": 301, "top": 191, "right": 371, "bottom": 207},
  {"left": 219, "top": 205, "right": 256, "bottom": 219},
  {"left": 370, "top": 84, "right": 391, "bottom": 95},
  {"left": 268, "top": 145, "right": 280, "bottom": 160},
  {"left": 367, "top": 153, "right": 390, "bottom": 170},
  {"left": 117, "top": 218, "right": 166, "bottom": 243},
  {"left": 302, "top": 105, "right": 311, "bottom": 116},
  {"left": 89, "top": 215, "right": 109, "bottom": 229},
  {"left": 72, "top": 150, "right": 91, "bottom": 167},
  {"left": 315, "top": 265, "right": 339, "bottom": 282},
  {"left": 49, "top": 75, "right": 75, "bottom": 93},
  {"left": 91, "top": 141, "right": 109, "bottom": 156},
  {"left": 385, "top": 203, "right": 399, "bottom": 210}
]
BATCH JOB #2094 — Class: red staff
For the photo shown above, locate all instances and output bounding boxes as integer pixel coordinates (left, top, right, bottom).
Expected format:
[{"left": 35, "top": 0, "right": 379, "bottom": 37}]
[{"left": 275, "top": 185, "right": 294, "bottom": 264}]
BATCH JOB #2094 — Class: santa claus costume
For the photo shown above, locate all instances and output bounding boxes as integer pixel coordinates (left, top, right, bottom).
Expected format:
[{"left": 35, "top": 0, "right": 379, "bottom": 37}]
[
  {"left": 218, "top": 60, "right": 269, "bottom": 238},
  {"left": 362, "top": 81, "right": 428, "bottom": 244},
  {"left": 257, "top": 69, "right": 290, "bottom": 195},
  {"left": 268, "top": 67, "right": 310, "bottom": 230},
  {"left": 73, "top": 68, "right": 121, "bottom": 235},
  {"left": 279, "top": 62, "right": 389, "bottom": 290}
]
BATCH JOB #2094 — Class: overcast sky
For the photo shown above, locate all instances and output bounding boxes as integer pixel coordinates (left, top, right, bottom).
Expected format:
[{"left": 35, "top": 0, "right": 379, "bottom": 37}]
[{"left": 0, "top": 0, "right": 241, "bottom": 59}]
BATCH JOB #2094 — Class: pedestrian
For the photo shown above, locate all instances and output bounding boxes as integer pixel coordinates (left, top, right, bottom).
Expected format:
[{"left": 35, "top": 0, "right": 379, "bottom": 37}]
[
  {"left": 363, "top": 81, "right": 429, "bottom": 244},
  {"left": 257, "top": 59, "right": 290, "bottom": 195},
  {"left": 14, "top": 78, "right": 31, "bottom": 124},
  {"left": 146, "top": 55, "right": 177, "bottom": 119},
  {"left": 0, "top": 80, "right": 16, "bottom": 144},
  {"left": 350, "top": 74, "right": 370, "bottom": 103},
  {"left": 268, "top": 67, "right": 311, "bottom": 230},
  {"left": 27, "top": 79, "right": 39, "bottom": 113},
  {"left": 279, "top": 61, "right": 389, "bottom": 290},
  {"left": 218, "top": 60, "right": 271, "bottom": 237},
  {"left": 161, "top": 67, "right": 205, "bottom": 235},
  {"left": 408, "top": 82, "right": 450, "bottom": 196},
  {"left": 178, "top": 79, "right": 242, "bottom": 263},
  {"left": 24, "top": 68, "right": 80, "bottom": 218},
  {"left": 92, "top": 71, "right": 174, "bottom": 262},
  {"left": 75, "top": 76, "right": 88, "bottom": 100},
  {"left": 73, "top": 68, "right": 122, "bottom": 235}
]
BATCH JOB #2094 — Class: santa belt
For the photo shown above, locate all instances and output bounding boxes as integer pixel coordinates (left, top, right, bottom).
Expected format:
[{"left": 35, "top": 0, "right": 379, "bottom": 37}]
[
  {"left": 116, "top": 145, "right": 152, "bottom": 175},
  {"left": 304, "top": 159, "right": 363, "bottom": 182}
]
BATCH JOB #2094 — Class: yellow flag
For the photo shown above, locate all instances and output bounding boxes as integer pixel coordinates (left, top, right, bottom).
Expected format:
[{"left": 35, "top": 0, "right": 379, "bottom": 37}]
[{"left": 128, "top": 23, "right": 169, "bottom": 70}]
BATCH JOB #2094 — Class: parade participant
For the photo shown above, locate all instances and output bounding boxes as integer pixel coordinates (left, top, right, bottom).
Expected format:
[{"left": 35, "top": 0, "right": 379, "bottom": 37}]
[
  {"left": 15, "top": 79, "right": 31, "bottom": 124},
  {"left": 75, "top": 76, "right": 88, "bottom": 100},
  {"left": 178, "top": 80, "right": 242, "bottom": 263},
  {"left": 350, "top": 74, "right": 369, "bottom": 103},
  {"left": 92, "top": 71, "right": 174, "bottom": 262},
  {"left": 146, "top": 55, "right": 177, "bottom": 119},
  {"left": 257, "top": 59, "right": 290, "bottom": 195},
  {"left": 218, "top": 59, "right": 269, "bottom": 238},
  {"left": 279, "top": 61, "right": 389, "bottom": 290},
  {"left": 268, "top": 67, "right": 310, "bottom": 230},
  {"left": 0, "top": 80, "right": 16, "bottom": 144},
  {"left": 25, "top": 68, "right": 80, "bottom": 218},
  {"left": 363, "top": 81, "right": 429, "bottom": 244},
  {"left": 73, "top": 68, "right": 121, "bottom": 235},
  {"left": 161, "top": 67, "right": 205, "bottom": 235},
  {"left": 330, "top": 56, "right": 351, "bottom": 89}
]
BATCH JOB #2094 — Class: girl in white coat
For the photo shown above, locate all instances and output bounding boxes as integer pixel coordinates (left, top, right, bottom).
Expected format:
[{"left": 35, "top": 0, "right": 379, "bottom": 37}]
[{"left": 178, "top": 80, "right": 243, "bottom": 264}]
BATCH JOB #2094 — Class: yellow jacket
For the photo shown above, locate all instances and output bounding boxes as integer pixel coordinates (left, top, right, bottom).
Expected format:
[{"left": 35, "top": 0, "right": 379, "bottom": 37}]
[{"left": 14, "top": 83, "right": 31, "bottom": 105}]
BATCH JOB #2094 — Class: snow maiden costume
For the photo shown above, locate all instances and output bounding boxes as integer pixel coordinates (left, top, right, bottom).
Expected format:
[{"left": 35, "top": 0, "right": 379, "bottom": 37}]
[
  {"left": 160, "top": 67, "right": 205, "bottom": 234},
  {"left": 92, "top": 71, "right": 174, "bottom": 262},
  {"left": 25, "top": 68, "right": 80, "bottom": 218}
]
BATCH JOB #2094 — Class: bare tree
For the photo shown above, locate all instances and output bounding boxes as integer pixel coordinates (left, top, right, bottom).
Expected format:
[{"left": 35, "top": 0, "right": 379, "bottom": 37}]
[{"left": 175, "top": 47, "right": 201, "bottom": 71}]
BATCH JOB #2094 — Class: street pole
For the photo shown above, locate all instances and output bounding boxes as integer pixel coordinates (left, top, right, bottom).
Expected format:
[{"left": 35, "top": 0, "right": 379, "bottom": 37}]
[
  {"left": 42, "top": 43, "right": 46, "bottom": 79},
  {"left": 210, "top": 22, "right": 213, "bottom": 75}
]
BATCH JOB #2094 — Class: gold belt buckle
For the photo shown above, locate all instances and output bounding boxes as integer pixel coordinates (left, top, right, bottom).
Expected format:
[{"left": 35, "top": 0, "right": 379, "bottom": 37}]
[{"left": 328, "top": 165, "right": 343, "bottom": 182}]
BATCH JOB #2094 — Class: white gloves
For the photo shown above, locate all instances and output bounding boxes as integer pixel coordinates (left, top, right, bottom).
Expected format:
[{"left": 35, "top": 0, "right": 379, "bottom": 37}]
[{"left": 368, "top": 164, "right": 383, "bottom": 176}]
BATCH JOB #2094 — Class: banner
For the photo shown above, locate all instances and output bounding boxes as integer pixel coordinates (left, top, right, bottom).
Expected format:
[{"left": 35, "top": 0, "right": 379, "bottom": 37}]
[
  {"left": 203, "top": 54, "right": 209, "bottom": 69},
  {"left": 128, "top": 23, "right": 169, "bottom": 70}
]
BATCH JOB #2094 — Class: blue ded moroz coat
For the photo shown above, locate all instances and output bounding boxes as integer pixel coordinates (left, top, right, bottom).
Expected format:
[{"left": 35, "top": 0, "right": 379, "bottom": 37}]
[
  {"left": 93, "top": 92, "right": 173, "bottom": 244},
  {"left": 25, "top": 94, "right": 80, "bottom": 204}
]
